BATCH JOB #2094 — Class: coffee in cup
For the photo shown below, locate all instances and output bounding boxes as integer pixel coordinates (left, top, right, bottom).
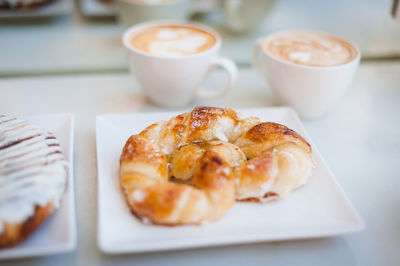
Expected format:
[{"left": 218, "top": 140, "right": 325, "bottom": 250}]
[
  {"left": 264, "top": 31, "right": 358, "bottom": 67},
  {"left": 253, "top": 30, "right": 360, "bottom": 119},
  {"left": 130, "top": 25, "right": 217, "bottom": 57}
]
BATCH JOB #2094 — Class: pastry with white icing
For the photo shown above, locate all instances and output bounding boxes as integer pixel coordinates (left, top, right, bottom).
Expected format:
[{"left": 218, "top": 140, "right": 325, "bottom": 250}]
[{"left": 0, "top": 115, "right": 68, "bottom": 248}]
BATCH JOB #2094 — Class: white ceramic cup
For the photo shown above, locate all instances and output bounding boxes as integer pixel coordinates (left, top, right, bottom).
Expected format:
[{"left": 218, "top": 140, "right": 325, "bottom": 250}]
[
  {"left": 123, "top": 21, "right": 238, "bottom": 107},
  {"left": 116, "top": 0, "right": 192, "bottom": 28},
  {"left": 253, "top": 30, "right": 361, "bottom": 119}
]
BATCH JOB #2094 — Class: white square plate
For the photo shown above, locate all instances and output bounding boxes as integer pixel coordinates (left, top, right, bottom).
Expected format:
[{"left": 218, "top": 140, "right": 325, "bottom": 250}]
[
  {"left": 0, "top": 114, "right": 76, "bottom": 259},
  {"left": 96, "top": 107, "right": 365, "bottom": 254},
  {"left": 0, "top": 0, "right": 73, "bottom": 19}
]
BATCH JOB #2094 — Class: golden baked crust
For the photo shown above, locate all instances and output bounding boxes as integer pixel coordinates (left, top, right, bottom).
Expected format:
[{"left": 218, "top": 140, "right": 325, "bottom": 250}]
[
  {"left": 121, "top": 148, "right": 234, "bottom": 225},
  {"left": 0, "top": 202, "right": 54, "bottom": 248},
  {"left": 245, "top": 122, "right": 309, "bottom": 148},
  {"left": 120, "top": 106, "right": 315, "bottom": 225}
]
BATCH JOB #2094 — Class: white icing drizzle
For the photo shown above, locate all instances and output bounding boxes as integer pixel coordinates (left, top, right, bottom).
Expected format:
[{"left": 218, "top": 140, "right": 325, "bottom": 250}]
[{"left": 0, "top": 115, "right": 67, "bottom": 234}]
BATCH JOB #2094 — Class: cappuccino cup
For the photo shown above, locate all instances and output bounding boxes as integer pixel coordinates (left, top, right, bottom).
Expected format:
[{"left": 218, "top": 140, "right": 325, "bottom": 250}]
[
  {"left": 123, "top": 21, "right": 237, "bottom": 107},
  {"left": 253, "top": 30, "right": 360, "bottom": 119}
]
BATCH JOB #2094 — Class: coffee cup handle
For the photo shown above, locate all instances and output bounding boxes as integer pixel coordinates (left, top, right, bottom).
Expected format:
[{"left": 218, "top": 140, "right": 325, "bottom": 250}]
[
  {"left": 252, "top": 41, "right": 265, "bottom": 78},
  {"left": 195, "top": 57, "right": 238, "bottom": 99}
]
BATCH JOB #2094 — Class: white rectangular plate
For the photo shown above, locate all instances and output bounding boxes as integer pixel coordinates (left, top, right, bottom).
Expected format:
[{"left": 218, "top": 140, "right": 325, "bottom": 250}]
[
  {"left": 0, "top": 114, "right": 76, "bottom": 259},
  {"left": 96, "top": 107, "right": 365, "bottom": 254},
  {"left": 0, "top": 0, "right": 73, "bottom": 19}
]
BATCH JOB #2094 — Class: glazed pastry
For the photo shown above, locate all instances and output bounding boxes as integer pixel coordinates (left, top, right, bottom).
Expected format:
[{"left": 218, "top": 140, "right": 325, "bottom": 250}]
[
  {"left": 120, "top": 106, "right": 314, "bottom": 225},
  {"left": 0, "top": 115, "right": 67, "bottom": 248}
]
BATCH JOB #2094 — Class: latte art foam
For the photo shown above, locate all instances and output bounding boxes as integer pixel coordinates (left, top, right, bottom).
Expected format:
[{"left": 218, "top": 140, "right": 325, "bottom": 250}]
[
  {"left": 131, "top": 25, "right": 217, "bottom": 57},
  {"left": 264, "top": 31, "right": 358, "bottom": 66}
]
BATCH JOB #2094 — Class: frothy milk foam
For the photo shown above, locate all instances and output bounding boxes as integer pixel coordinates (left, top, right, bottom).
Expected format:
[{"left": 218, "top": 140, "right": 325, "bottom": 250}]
[
  {"left": 130, "top": 25, "right": 217, "bottom": 57},
  {"left": 263, "top": 31, "right": 358, "bottom": 66}
]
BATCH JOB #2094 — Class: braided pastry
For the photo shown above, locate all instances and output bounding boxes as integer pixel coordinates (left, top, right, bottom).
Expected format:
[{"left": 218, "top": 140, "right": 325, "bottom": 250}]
[{"left": 120, "top": 107, "right": 314, "bottom": 225}]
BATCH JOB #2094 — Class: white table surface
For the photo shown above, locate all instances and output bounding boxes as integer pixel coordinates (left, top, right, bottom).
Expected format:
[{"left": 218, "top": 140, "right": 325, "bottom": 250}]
[
  {"left": 0, "top": 63, "right": 399, "bottom": 265},
  {"left": 1, "top": 0, "right": 400, "bottom": 75}
]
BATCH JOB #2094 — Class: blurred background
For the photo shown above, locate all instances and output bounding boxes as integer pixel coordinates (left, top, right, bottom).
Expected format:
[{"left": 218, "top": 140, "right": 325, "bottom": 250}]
[
  {"left": 0, "top": 0, "right": 399, "bottom": 77},
  {"left": 1, "top": 1, "right": 400, "bottom": 265}
]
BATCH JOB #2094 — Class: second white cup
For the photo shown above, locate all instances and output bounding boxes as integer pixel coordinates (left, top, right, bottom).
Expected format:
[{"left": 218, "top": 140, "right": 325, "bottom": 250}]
[
  {"left": 123, "top": 21, "right": 237, "bottom": 107},
  {"left": 253, "top": 30, "right": 361, "bottom": 119}
]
